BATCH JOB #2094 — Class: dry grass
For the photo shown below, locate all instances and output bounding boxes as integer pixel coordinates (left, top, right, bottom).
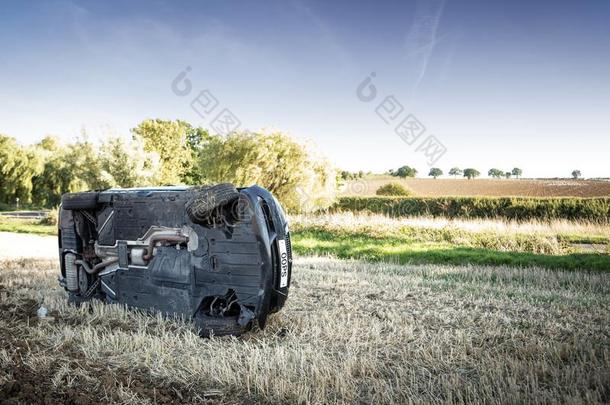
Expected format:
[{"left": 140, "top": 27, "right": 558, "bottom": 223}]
[
  {"left": 1, "top": 258, "right": 609, "bottom": 403},
  {"left": 291, "top": 212, "right": 610, "bottom": 238},
  {"left": 341, "top": 176, "right": 610, "bottom": 197}
]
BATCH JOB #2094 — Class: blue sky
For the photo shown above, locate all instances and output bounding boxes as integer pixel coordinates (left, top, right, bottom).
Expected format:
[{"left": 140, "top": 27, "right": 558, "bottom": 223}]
[{"left": 1, "top": 0, "right": 609, "bottom": 177}]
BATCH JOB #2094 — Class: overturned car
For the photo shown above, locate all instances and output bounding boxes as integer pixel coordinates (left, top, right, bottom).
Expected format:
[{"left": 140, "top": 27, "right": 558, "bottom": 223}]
[{"left": 57, "top": 183, "right": 292, "bottom": 336}]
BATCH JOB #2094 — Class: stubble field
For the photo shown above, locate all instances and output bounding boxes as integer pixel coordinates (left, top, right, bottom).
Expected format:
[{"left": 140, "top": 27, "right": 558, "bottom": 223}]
[
  {"left": 341, "top": 177, "right": 610, "bottom": 197},
  {"left": 1, "top": 257, "right": 608, "bottom": 404}
]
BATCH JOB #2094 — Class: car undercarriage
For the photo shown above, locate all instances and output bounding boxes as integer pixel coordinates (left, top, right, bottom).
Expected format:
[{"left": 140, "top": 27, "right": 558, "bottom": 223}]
[{"left": 58, "top": 183, "right": 292, "bottom": 336}]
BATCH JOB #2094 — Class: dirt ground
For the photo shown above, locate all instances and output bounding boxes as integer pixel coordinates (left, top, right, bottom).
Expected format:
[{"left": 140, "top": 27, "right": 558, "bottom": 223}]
[
  {"left": 341, "top": 177, "right": 610, "bottom": 197},
  {"left": 0, "top": 256, "right": 608, "bottom": 404}
]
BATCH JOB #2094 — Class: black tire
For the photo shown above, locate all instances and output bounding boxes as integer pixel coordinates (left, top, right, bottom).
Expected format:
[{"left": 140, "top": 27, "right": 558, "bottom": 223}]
[
  {"left": 61, "top": 191, "right": 99, "bottom": 210},
  {"left": 185, "top": 183, "right": 239, "bottom": 223},
  {"left": 194, "top": 313, "right": 246, "bottom": 337}
]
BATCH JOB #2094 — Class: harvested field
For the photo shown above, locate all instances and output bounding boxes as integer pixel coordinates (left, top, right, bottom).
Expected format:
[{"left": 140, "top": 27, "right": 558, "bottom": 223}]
[
  {"left": 1, "top": 257, "right": 608, "bottom": 403},
  {"left": 341, "top": 176, "right": 610, "bottom": 197}
]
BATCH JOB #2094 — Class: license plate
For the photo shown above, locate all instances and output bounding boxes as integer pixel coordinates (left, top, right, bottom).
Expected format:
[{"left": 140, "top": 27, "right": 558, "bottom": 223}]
[{"left": 277, "top": 239, "right": 289, "bottom": 288}]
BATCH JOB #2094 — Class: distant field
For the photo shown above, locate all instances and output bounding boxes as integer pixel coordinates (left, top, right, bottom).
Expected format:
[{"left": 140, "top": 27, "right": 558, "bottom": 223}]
[{"left": 341, "top": 176, "right": 610, "bottom": 197}]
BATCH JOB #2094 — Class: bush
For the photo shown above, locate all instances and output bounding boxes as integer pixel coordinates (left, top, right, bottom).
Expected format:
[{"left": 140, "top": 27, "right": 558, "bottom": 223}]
[
  {"left": 39, "top": 207, "right": 58, "bottom": 226},
  {"left": 376, "top": 183, "right": 411, "bottom": 196},
  {"left": 335, "top": 196, "right": 610, "bottom": 222}
]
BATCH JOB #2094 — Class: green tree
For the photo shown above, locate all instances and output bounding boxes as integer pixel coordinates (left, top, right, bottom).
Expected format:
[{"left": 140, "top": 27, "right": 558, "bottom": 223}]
[
  {"left": 505, "top": 172, "right": 512, "bottom": 179},
  {"left": 463, "top": 168, "right": 480, "bottom": 180},
  {"left": 132, "top": 119, "right": 195, "bottom": 185},
  {"left": 488, "top": 168, "right": 504, "bottom": 179},
  {"left": 428, "top": 168, "right": 443, "bottom": 179},
  {"left": 449, "top": 167, "right": 462, "bottom": 178},
  {"left": 185, "top": 125, "right": 211, "bottom": 151},
  {"left": 31, "top": 136, "right": 110, "bottom": 206},
  {"left": 0, "top": 135, "right": 44, "bottom": 205},
  {"left": 66, "top": 138, "right": 112, "bottom": 191},
  {"left": 572, "top": 170, "right": 582, "bottom": 180},
  {"left": 194, "top": 131, "right": 336, "bottom": 212},
  {"left": 99, "top": 136, "right": 160, "bottom": 188},
  {"left": 31, "top": 136, "right": 72, "bottom": 207},
  {"left": 511, "top": 167, "right": 523, "bottom": 179},
  {"left": 394, "top": 165, "right": 417, "bottom": 178},
  {"left": 341, "top": 171, "right": 361, "bottom": 180},
  {"left": 183, "top": 126, "right": 212, "bottom": 184}
]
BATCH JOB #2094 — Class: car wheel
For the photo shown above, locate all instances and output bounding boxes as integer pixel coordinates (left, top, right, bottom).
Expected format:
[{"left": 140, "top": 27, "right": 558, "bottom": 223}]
[
  {"left": 185, "top": 183, "right": 239, "bottom": 223},
  {"left": 61, "top": 191, "right": 99, "bottom": 210}
]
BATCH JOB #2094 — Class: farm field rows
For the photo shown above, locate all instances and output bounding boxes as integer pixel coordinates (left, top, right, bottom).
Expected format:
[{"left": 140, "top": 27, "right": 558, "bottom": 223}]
[
  {"left": 341, "top": 176, "right": 610, "bottom": 197},
  {"left": 1, "top": 257, "right": 608, "bottom": 403}
]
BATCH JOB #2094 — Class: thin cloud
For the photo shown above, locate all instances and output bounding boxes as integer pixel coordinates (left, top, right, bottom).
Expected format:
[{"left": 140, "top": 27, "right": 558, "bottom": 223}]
[
  {"left": 290, "top": 0, "right": 353, "bottom": 68},
  {"left": 403, "top": 0, "right": 446, "bottom": 99}
]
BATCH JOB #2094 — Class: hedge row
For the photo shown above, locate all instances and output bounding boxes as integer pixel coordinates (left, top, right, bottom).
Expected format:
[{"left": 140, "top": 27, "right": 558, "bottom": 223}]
[{"left": 334, "top": 196, "right": 610, "bottom": 222}]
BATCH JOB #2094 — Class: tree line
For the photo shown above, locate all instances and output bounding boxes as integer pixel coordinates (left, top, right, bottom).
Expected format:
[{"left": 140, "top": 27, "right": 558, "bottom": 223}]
[
  {"left": 387, "top": 166, "right": 584, "bottom": 180},
  {"left": 389, "top": 166, "right": 523, "bottom": 180},
  {"left": 0, "top": 119, "right": 336, "bottom": 212},
  {"left": 388, "top": 166, "right": 582, "bottom": 180}
]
